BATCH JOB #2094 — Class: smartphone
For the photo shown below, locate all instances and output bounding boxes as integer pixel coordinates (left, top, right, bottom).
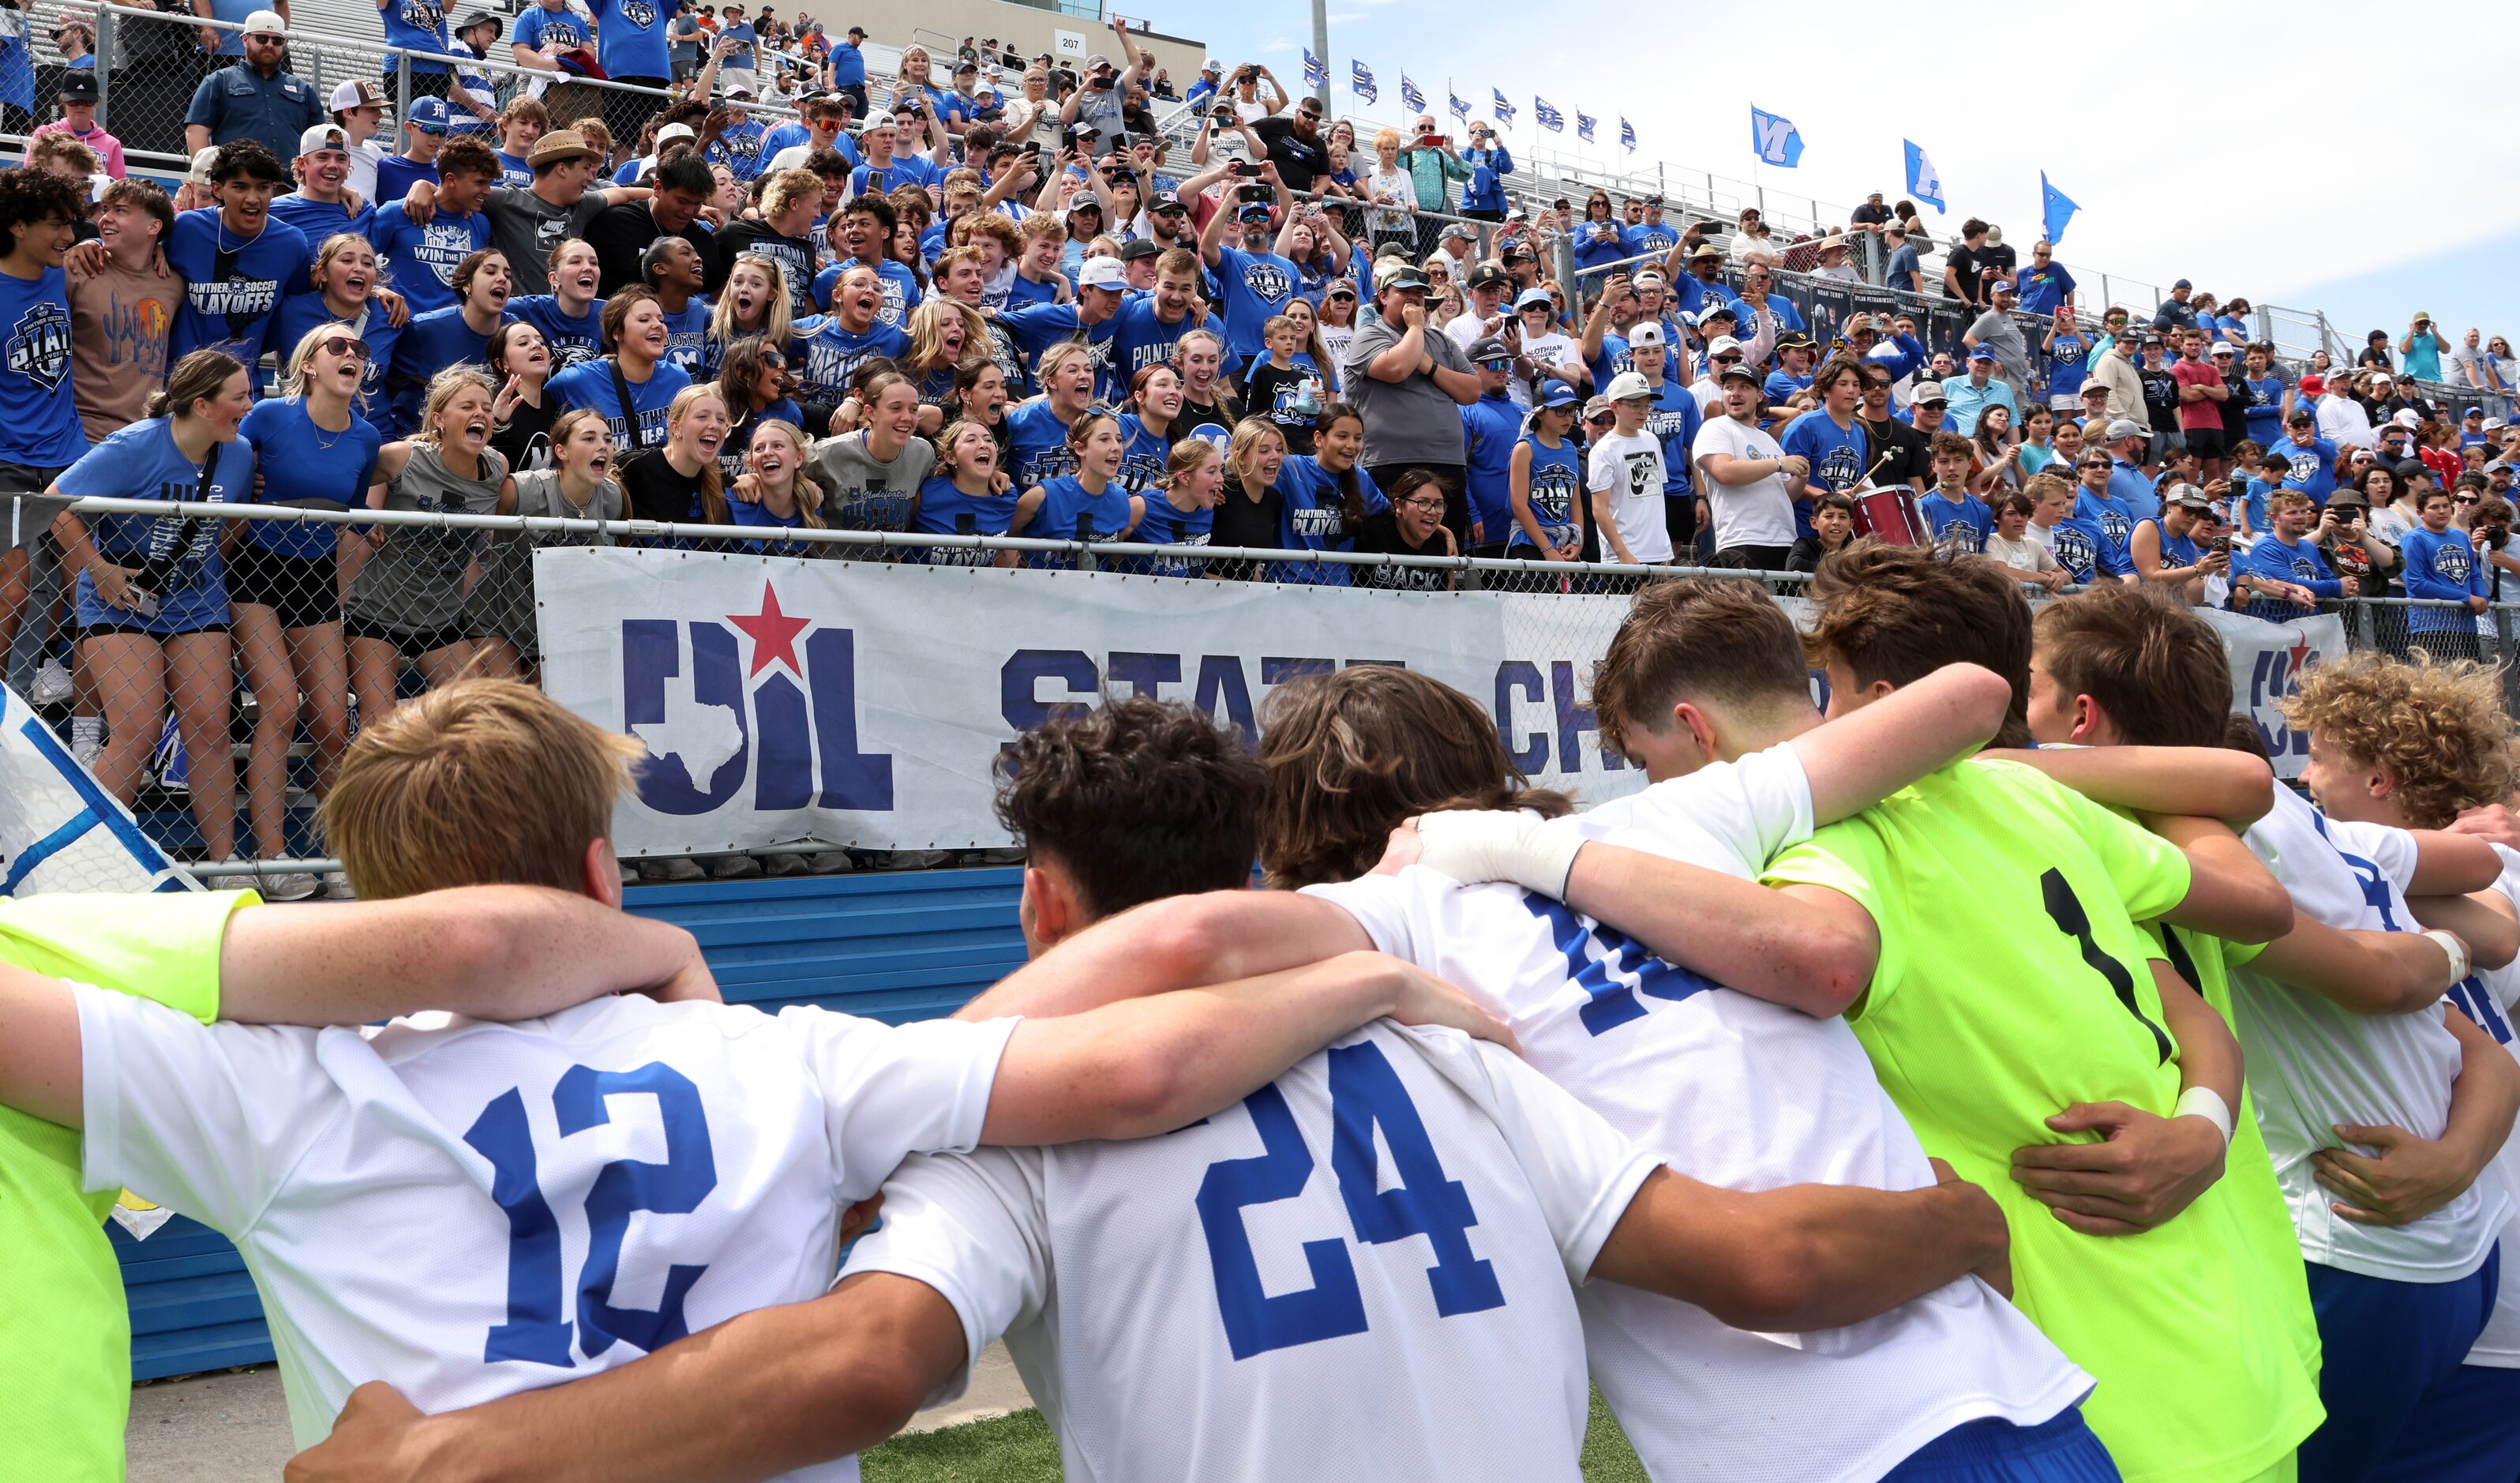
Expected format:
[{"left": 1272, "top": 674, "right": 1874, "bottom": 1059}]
[
  {"left": 2211, "top": 535, "right": 2232, "bottom": 554},
  {"left": 1226, "top": 160, "right": 1259, "bottom": 178},
  {"left": 1035, "top": 143, "right": 1056, "bottom": 177}
]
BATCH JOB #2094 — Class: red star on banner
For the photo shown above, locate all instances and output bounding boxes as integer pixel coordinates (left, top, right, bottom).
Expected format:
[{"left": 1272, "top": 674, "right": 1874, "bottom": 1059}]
[
  {"left": 2290, "top": 633, "right": 2313, "bottom": 678},
  {"left": 727, "top": 581, "right": 811, "bottom": 677}
]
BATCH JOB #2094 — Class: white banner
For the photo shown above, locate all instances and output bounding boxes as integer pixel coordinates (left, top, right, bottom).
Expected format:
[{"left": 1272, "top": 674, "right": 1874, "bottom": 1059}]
[
  {"left": 534, "top": 550, "right": 2344, "bottom": 854},
  {"left": 2198, "top": 607, "right": 2349, "bottom": 779},
  {"left": 0, "top": 684, "right": 197, "bottom": 894}
]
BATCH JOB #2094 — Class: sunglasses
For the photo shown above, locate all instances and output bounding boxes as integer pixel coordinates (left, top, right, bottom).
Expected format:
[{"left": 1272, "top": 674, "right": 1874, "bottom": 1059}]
[
  {"left": 1712, "top": 354, "right": 1742, "bottom": 365},
  {"left": 1479, "top": 359, "right": 1510, "bottom": 371},
  {"left": 319, "top": 336, "right": 373, "bottom": 362},
  {"left": 1586, "top": 412, "right": 1615, "bottom": 425},
  {"left": 758, "top": 351, "right": 786, "bottom": 369}
]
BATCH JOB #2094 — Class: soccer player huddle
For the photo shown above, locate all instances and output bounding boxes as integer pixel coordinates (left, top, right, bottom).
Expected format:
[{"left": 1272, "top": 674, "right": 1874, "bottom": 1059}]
[{"left": 6, "top": 544, "right": 2520, "bottom": 1483}]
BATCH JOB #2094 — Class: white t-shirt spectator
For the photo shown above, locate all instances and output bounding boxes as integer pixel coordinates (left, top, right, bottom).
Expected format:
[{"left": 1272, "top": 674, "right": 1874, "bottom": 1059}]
[
  {"left": 1589, "top": 427, "right": 1671, "bottom": 563},
  {"left": 1985, "top": 531, "right": 2057, "bottom": 576},
  {"left": 1513, "top": 332, "right": 1583, "bottom": 408},
  {"left": 1690, "top": 415, "right": 1797, "bottom": 550}
]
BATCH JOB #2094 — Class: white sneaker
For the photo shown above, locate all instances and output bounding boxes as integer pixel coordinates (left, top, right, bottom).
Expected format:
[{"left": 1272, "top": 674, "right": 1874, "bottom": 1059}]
[
  {"left": 637, "top": 857, "right": 707, "bottom": 883},
  {"left": 259, "top": 871, "right": 321, "bottom": 902},
  {"left": 804, "top": 850, "right": 855, "bottom": 874},
  {"left": 707, "top": 854, "right": 764, "bottom": 880},
  {"left": 762, "top": 853, "right": 811, "bottom": 877},
  {"left": 69, "top": 716, "right": 103, "bottom": 769},
  {"left": 30, "top": 659, "right": 71, "bottom": 705},
  {"left": 323, "top": 872, "right": 358, "bottom": 900}
]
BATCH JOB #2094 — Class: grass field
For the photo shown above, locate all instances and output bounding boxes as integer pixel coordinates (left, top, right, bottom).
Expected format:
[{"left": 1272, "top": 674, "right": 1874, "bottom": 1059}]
[{"left": 861, "top": 1387, "right": 1648, "bottom": 1481}]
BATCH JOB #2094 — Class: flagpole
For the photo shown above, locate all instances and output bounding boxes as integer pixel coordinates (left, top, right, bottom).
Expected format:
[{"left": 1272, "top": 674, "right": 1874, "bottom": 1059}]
[{"left": 1310, "top": 0, "right": 1330, "bottom": 112}]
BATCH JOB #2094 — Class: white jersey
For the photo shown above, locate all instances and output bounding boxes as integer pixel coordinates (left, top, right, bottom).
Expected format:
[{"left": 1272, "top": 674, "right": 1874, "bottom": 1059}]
[
  {"left": 2234, "top": 787, "right": 2509, "bottom": 1281},
  {"left": 1307, "top": 745, "right": 2087, "bottom": 1483},
  {"left": 2463, "top": 843, "right": 2520, "bottom": 1365},
  {"left": 841, "top": 1022, "right": 1659, "bottom": 1483},
  {"left": 76, "top": 991, "right": 1015, "bottom": 1472}
]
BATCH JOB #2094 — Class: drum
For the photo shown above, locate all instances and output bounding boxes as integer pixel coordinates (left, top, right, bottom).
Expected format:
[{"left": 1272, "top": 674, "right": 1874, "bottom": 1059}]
[{"left": 1849, "top": 486, "right": 1927, "bottom": 545}]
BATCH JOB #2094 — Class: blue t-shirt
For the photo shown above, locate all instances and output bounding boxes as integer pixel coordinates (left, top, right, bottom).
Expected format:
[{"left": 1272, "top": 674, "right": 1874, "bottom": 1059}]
[
  {"left": 1764, "top": 370, "right": 1813, "bottom": 408},
  {"left": 1507, "top": 433, "right": 1584, "bottom": 552},
  {"left": 849, "top": 156, "right": 941, "bottom": 201},
  {"left": 725, "top": 497, "right": 823, "bottom": 557},
  {"left": 494, "top": 150, "right": 534, "bottom": 189},
  {"left": 2242, "top": 375, "right": 2287, "bottom": 449},
  {"left": 812, "top": 257, "right": 920, "bottom": 329},
  {"left": 1116, "top": 413, "right": 1173, "bottom": 496},
  {"left": 1918, "top": 490, "right": 1993, "bottom": 554},
  {"left": 512, "top": 3, "right": 590, "bottom": 54},
  {"left": 199, "top": 0, "right": 260, "bottom": 55},
  {"left": 271, "top": 297, "right": 406, "bottom": 433},
  {"left": 2236, "top": 479, "right": 2278, "bottom": 536},
  {"left": 1106, "top": 295, "right": 1201, "bottom": 392},
  {"left": 1273, "top": 455, "right": 1386, "bottom": 585},
  {"left": 1006, "top": 399, "right": 1079, "bottom": 492},
  {"left": 269, "top": 193, "right": 377, "bottom": 248},
  {"left": 829, "top": 38, "right": 866, "bottom": 86},
  {"left": 795, "top": 317, "right": 910, "bottom": 404},
  {"left": 59, "top": 418, "right": 256, "bottom": 634},
  {"left": 659, "top": 299, "right": 711, "bottom": 375},
  {"left": 2044, "top": 516, "right": 2124, "bottom": 585},
  {"left": 2235, "top": 535, "right": 2341, "bottom": 621},
  {"left": 758, "top": 120, "right": 812, "bottom": 160},
  {"left": 1776, "top": 409, "right": 1869, "bottom": 538},
  {"left": 1621, "top": 222, "right": 1678, "bottom": 259},
  {"left": 165, "top": 208, "right": 312, "bottom": 389},
  {"left": 2046, "top": 332, "right": 2092, "bottom": 400},
  {"left": 377, "top": 0, "right": 451, "bottom": 72},
  {"left": 1727, "top": 292, "right": 1806, "bottom": 336},
  {"left": 1458, "top": 393, "right": 1522, "bottom": 543},
  {"left": 2402, "top": 527, "right": 2484, "bottom": 630},
  {"left": 707, "top": 119, "right": 771, "bottom": 182},
  {"left": 2268, "top": 435, "right": 2340, "bottom": 501},
  {"left": 2016, "top": 264, "right": 2076, "bottom": 316},
  {"left": 2107, "top": 459, "right": 2161, "bottom": 520},
  {"left": 1571, "top": 220, "right": 1627, "bottom": 272},
  {"left": 1025, "top": 474, "right": 1136, "bottom": 568},
  {"left": 714, "top": 20, "right": 755, "bottom": 68},
  {"left": 591, "top": 0, "right": 677, "bottom": 79},
  {"left": 999, "top": 269, "right": 1063, "bottom": 313},
  {"left": 1126, "top": 492, "right": 1216, "bottom": 577},
  {"left": 1642, "top": 378, "right": 1704, "bottom": 499},
  {"left": 0, "top": 265, "right": 87, "bottom": 467},
  {"left": 1208, "top": 245, "right": 1302, "bottom": 371},
  {"left": 505, "top": 295, "right": 606, "bottom": 371},
  {"left": 369, "top": 203, "right": 489, "bottom": 317},
  {"left": 998, "top": 302, "right": 1124, "bottom": 402},
  {"left": 392, "top": 305, "right": 493, "bottom": 427},
  {"left": 911, "top": 474, "right": 1017, "bottom": 565},
  {"left": 2074, "top": 487, "right": 2139, "bottom": 552},
  {"left": 238, "top": 396, "right": 384, "bottom": 558},
  {"left": 373, "top": 154, "right": 440, "bottom": 207},
  {"left": 547, "top": 359, "right": 693, "bottom": 453}
]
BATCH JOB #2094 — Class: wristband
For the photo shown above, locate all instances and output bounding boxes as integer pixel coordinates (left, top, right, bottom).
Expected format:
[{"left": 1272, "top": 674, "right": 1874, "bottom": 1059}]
[
  {"left": 2424, "top": 929, "right": 2471, "bottom": 986},
  {"left": 1409, "top": 809, "right": 1584, "bottom": 897},
  {"left": 2173, "top": 1087, "right": 2236, "bottom": 1147}
]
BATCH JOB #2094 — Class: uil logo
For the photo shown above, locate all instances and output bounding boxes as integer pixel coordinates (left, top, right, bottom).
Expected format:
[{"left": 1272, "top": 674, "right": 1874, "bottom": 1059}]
[
  {"left": 2053, "top": 524, "right": 2097, "bottom": 581},
  {"left": 2248, "top": 632, "right": 2320, "bottom": 760},
  {"left": 1243, "top": 262, "right": 1292, "bottom": 302},
  {"left": 621, "top": 581, "right": 894, "bottom": 817},
  {"left": 6, "top": 302, "right": 72, "bottom": 392},
  {"left": 2436, "top": 546, "right": 2475, "bottom": 584}
]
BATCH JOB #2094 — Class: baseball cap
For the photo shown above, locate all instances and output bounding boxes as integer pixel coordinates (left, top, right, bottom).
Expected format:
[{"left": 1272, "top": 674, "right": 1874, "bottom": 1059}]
[
  {"left": 1378, "top": 264, "right": 1431, "bottom": 293},
  {"left": 1777, "top": 332, "right": 1816, "bottom": 352},
  {"left": 1067, "top": 194, "right": 1104, "bottom": 215},
  {"left": 2393, "top": 408, "right": 2423, "bottom": 430},
  {"left": 1911, "top": 381, "right": 1948, "bottom": 404},
  {"left": 726, "top": 81, "right": 756, "bottom": 99},
  {"left": 846, "top": 24, "right": 865, "bottom": 36},
  {"left": 1627, "top": 321, "right": 1666, "bottom": 348},
  {"left": 1325, "top": 281, "right": 1356, "bottom": 298},
  {"left": 2465, "top": 405, "right": 2486, "bottom": 418},
  {"left": 1467, "top": 336, "right": 1509, "bottom": 362},
  {"left": 1967, "top": 344, "right": 1996, "bottom": 362},
  {"left": 1234, "top": 201, "right": 1270, "bottom": 222},
  {"left": 1084, "top": 52, "right": 1112, "bottom": 69},
  {"left": 1116, "top": 237, "right": 1159, "bottom": 264},
  {"left": 2326, "top": 487, "right": 2371, "bottom": 509},
  {"left": 1146, "top": 190, "right": 1185, "bottom": 214},
  {"left": 2104, "top": 418, "right": 2148, "bottom": 441},
  {"left": 2173, "top": 278, "right": 2193, "bottom": 290},
  {"left": 56, "top": 71, "right": 96, "bottom": 103},
  {"left": 1513, "top": 287, "right": 1554, "bottom": 312},
  {"left": 2396, "top": 457, "right": 2432, "bottom": 482},
  {"left": 1716, "top": 362, "right": 1762, "bottom": 386},
  {"left": 242, "top": 8, "right": 286, "bottom": 36},
  {"left": 1467, "top": 265, "right": 1511, "bottom": 291},
  {"left": 1633, "top": 270, "right": 1665, "bottom": 288},
  {"left": 2208, "top": 341, "right": 2236, "bottom": 357},
  {"left": 1442, "top": 222, "right": 1475, "bottom": 242},
  {"left": 1697, "top": 303, "right": 1738, "bottom": 325},
  {"left": 186, "top": 145, "right": 221, "bottom": 186},
  {"left": 330, "top": 78, "right": 385, "bottom": 111},
  {"left": 2169, "top": 485, "right": 2211, "bottom": 511},
  {"left": 655, "top": 122, "right": 698, "bottom": 147},
  {"left": 1076, "top": 256, "right": 1131, "bottom": 291},
  {"left": 1704, "top": 335, "right": 1744, "bottom": 357},
  {"left": 298, "top": 123, "right": 349, "bottom": 157},
  {"left": 1583, "top": 395, "right": 1615, "bottom": 421},
  {"left": 1536, "top": 380, "right": 1581, "bottom": 409},
  {"left": 2298, "top": 375, "right": 2326, "bottom": 396},
  {"left": 2486, "top": 418, "right": 2510, "bottom": 430},
  {"left": 405, "top": 96, "right": 450, "bottom": 133}
]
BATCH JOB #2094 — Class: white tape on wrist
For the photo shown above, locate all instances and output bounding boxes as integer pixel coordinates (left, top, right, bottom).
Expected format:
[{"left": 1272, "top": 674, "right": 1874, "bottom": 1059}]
[
  {"left": 1410, "top": 810, "right": 1585, "bottom": 897},
  {"left": 2424, "top": 929, "right": 2471, "bottom": 987},
  {"left": 2173, "top": 1087, "right": 2236, "bottom": 1147}
]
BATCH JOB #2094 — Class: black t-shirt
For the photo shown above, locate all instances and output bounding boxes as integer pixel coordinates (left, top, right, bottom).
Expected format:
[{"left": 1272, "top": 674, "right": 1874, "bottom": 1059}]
[
  {"left": 1353, "top": 510, "right": 1453, "bottom": 589},
  {"left": 1209, "top": 472, "right": 1284, "bottom": 578},
  {"left": 2220, "top": 365, "right": 2252, "bottom": 442},
  {"left": 1943, "top": 244, "right": 1982, "bottom": 305},
  {"left": 492, "top": 394, "right": 558, "bottom": 476},
  {"left": 1860, "top": 415, "right": 1932, "bottom": 491},
  {"left": 1251, "top": 116, "right": 1327, "bottom": 193},
  {"left": 587, "top": 201, "right": 722, "bottom": 298},
  {"left": 2138, "top": 365, "right": 2182, "bottom": 433},
  {"left": 1977, "top": 242, "right": 2017, "bottom": 293},
  {"left": 621, "top": 447, "right": 711, "bottom": 525},
  {"left": 714, "top": 220, "right": 821, "bottom": 315},
  {"left": 1848, "top": 203, "right": 1889, "bottom": 228},
  {"left": 1238, "top": 359, "right": 1318, "bottom": 452}
]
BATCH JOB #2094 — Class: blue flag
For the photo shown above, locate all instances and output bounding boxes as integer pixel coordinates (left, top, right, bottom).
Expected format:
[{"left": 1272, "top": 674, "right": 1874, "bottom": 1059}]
[
  {"left": 1576, "top": 109, "right": 1596, "bottom": 144},
  {"left": 1449, "top": 91, "right": 1470, "bottom": 122},
  {"left": 1620, "top": 117, "right": 1637, "bottom": 153},
  {"left": 1303, "top": 49, "right": 1327, "bottom": 88},
  {"left": 2041, "top": 171, "right": 2079, "bottom": 245},
  {"left": 1400, "top": 74, "right": 1424, "bottom": 113},
  {"left": 1534, "top": 96, "right": 1562, "bottom": 133},
  {"left": 1491, "top": 88, "right": 1515, "bottom": 126},
  {"left": 1903, "top": 139, "right": 1945, "bottom": 213},
  {"left": 1749, "top": 106, "right": 1804, "bottom": 168},
  {"left": 1349, "top": 58, "right": 1376, "bottom": 104}
]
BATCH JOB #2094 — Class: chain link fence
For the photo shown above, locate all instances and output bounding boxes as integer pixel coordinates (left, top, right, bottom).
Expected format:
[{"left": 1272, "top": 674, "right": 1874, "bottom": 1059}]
[{"left": 17, "top": 494, "right": 2520, "bottom": 892}]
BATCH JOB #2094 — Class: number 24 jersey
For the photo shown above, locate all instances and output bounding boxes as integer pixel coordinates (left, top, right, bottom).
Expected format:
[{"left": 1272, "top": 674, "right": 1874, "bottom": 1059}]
[
  {"left": 74, "top": 992, "right": 1017, "bottom": 1477},
  {"left": 842, "top": 1022, "right": 1662, "bottom": 1483}
]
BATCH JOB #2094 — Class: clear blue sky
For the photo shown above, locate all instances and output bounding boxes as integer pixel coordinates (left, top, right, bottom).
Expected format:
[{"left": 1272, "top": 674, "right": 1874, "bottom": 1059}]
[{"left": 1122, "top": 0, "right": 2520, "bottom": 358}]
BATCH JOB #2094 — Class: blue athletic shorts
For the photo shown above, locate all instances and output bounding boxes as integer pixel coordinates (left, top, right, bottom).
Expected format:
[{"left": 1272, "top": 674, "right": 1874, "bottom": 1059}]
[
  {"left": 1881, "top": 1408, "right": 2121, "bottom": 1483},
  {"left": 2366, "top": 1359, "right": 2520, "bottom": 1483},
  {"left": 2301, "top": 1248, "right": 2499, "bottom": 1483}
]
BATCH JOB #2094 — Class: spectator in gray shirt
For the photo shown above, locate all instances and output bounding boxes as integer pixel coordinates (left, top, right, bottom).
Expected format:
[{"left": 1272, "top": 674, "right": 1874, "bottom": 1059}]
[
  {"left": 1884, "top": 223, "right": 1923, "bottom": 295},
  {"left": 1339, "top": 263, "right": 1482, "bottom": 547},
  {"left": 1964, "top": 281, "right": 2032, "bottom": 395}
]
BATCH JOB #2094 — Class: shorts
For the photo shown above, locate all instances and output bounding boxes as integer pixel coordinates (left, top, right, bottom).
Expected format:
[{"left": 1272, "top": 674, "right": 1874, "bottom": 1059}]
[
  {"left": 2300, "top": 1252, "right": 2497, "bottom": 1483},
  {"left": 2364, "top": 1361, "right": 2520, "bottom": 1482},
  {"left": 226, "top": 542, "right": 341, "bottom": 630},
  {"left": 1712, "top": 543, "right": 1793, "bottom": 573},
  {"left": 81, "top": 619, "right": 228, "bottom": 641},
  {"left": 1881, "top": 1409, "right": 2121, "bottom": 1482},
  {"left": 345, "top": 612, "right": 469, "bottom": 664},
  {"left": 2146, "top": 429, "right": 2184, "bottom": 465},
  {"left": 2183, "top": 426, "right": 2226, "bottom": 460}
]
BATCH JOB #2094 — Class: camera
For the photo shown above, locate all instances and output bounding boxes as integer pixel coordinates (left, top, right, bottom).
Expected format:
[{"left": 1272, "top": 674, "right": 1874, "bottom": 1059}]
[
  {"left": 2492, "top": 524, "right": 2511, "bottom": 546},
  {"left": 1226, "top": 159, "right": 1260, "bottom": 178}
]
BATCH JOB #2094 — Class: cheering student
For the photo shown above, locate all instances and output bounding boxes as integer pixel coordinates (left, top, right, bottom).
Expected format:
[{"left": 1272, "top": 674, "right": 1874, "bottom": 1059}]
[
  {"left": 270, "top": 235, "right": 404, "bottom": 432},
  {"left": 705, "top": 252, "right": 798, "bottom": 376},
  {"left": 1116, "top": 364, "right": 1186, "bottom": 497},
  {"left": 795, "top": 263, "right": 911, "bottom": 434},
  {"left": 0, "top": 167, "right": 84, "bottom": 671},
  {"left": 482, "top": 321, "right": 558, "bottom": 475},
  {"left": 639, "top": 235, "right": 714, "bottom": 376},
  {"left": 1012, "top": 407, "right": 1139, "bottom": 567},
  {"left": 1506, "top": 380, "right": 1586, "bottom": 563},
  {"left": 810, "top": 370, "right": 934, "bottom": 546},
  {"left": 913, "top": 417, "right": 1020, "bottom": 569},
  {"left": 346, "top": 369, "right": 512, "bottom": 710},
  {"left": 507, "top": 238, "right": 607, "bottom": 370},
  {"left": 391, "top": 246, "right": 511, "bottom": 434},
  {"left": 462, "top": 406, "right": 623, "bottom": 680},
  {"left": 546, "top": 287, "right": 694, "bottom": 458},
  {"left": 1270, "top": 401, "right": 1383, "bottom": 586},
  {"left": 164, "top": 141, "right": 312, "bottom": 389},
  {"left": 1128, "top": 437, "right": 1224, "bottom": 580},
  {"left": 711, "top": 335, "right": 804, "bottom": 482},
  {"left": 369, "top": 136, "right": 498, "bottom": 317}
]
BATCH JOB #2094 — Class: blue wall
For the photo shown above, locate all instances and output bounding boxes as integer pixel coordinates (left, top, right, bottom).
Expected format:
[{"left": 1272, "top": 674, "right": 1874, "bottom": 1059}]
[{"left": 114, "top": 869, "right": 1024, "bottom": 1382}]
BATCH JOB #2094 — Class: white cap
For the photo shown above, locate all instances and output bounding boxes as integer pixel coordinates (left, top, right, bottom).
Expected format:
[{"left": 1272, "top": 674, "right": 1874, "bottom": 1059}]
[
  {"left": 2392, "top": 407, "right": 2423, "bottom": 430},
  {"left": 656, "top": 122, "right": 697, "bottom": 146},
  {"left": 1076, "top": 255, "right": 1129, "bottom": 291},
  {"left": 1704, "top": 335, "right": 1743, "bottom": 357},
  {"left": 328, "top": 78, "right": 385, "bottom": 111},
  {"left": 242, "top": 8, "right": 285, "bottom": 35},
  {"left": 186, "top": 145, "right": 222, "bottom": 186},
  {"left": 1627, "top": 321, "right": 1666, "bottom": 348},
  {"left": 1606, "top": 370, "right": 1653, "bottom": 402},
  {"left": 298, "top": 123, "right": 349, "bottom": 157}
]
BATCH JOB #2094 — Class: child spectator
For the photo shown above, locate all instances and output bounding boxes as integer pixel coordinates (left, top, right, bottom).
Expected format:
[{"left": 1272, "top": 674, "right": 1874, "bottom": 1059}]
[
  {"left": 1787, "top": 492, "right": 1855, "bottom": 573},
  {"left": 32, "top": 71, "right": 122, "bottom": 178},
  {"left": 1985, "top": 490, "right": 2067, "bottom": 590},
  {"left": 1919, "top": 431, "right": 1993, "bottom": 554}
]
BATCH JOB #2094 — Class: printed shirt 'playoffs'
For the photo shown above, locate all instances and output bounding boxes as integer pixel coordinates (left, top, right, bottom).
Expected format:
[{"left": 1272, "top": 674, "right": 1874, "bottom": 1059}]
[
  {"left": 1306, "top": 746, "right": 2088, "bottom": 1483},
  {"left": 76, "top": 993, "right": 1018, "bottom": 1474},
  {"left": 1761, "top": 759, "right": 2324, "bottom": 1483},
  {"left": 841, "top": 1022, "right": 1660, "bottom": 1483},
  {"left": 2228, "top": 787, "right": 2510, "bottom": 1281}
]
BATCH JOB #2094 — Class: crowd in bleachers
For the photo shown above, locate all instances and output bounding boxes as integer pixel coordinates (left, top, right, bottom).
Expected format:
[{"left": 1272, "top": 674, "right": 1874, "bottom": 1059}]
[{"left": 5, "top": 5, "right": 2520, "bottom": 892}]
